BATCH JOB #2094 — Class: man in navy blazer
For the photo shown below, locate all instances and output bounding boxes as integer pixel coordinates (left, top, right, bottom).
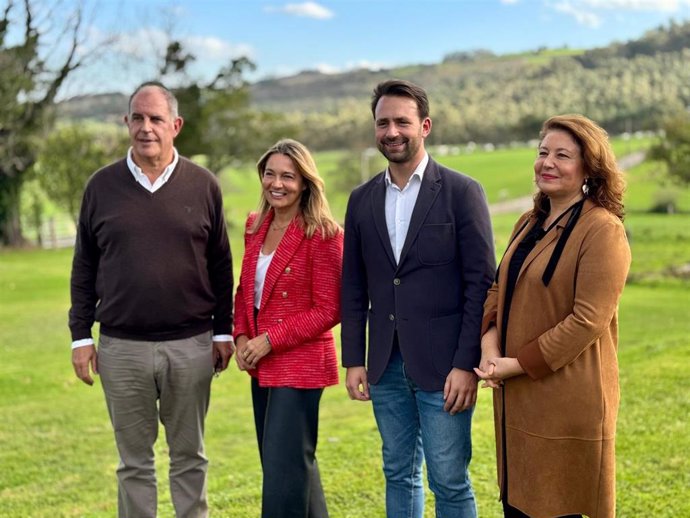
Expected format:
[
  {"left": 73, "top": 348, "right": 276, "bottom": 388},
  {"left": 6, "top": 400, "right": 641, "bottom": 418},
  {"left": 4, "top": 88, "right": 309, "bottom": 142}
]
[{"left": 341, "top": 80, "right": 495, "bottom": 518}]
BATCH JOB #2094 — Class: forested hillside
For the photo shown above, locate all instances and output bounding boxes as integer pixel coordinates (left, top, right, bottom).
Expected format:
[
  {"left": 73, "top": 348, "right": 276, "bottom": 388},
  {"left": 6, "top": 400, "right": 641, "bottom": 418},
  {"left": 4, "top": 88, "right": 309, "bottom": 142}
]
[
  {"left": 59, "top": 20, "right": 690, "bottom": 149},
  {"left": 257, "top": 21, "right": 690, "bottom": 149}
]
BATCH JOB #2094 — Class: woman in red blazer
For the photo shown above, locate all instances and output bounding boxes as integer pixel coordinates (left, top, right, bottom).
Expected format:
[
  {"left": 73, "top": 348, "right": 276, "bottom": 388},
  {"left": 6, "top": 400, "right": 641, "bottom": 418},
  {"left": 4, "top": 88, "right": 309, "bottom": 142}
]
[{"left": 233, "top": 139, "right": 342, "bottom": 518}]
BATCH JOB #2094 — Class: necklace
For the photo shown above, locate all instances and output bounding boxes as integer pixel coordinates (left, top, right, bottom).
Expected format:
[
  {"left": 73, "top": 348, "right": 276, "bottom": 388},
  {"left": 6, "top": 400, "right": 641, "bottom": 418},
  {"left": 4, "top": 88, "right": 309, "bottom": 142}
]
[{"left": 270, "top": 222, "right": 290, "bottom": 231}]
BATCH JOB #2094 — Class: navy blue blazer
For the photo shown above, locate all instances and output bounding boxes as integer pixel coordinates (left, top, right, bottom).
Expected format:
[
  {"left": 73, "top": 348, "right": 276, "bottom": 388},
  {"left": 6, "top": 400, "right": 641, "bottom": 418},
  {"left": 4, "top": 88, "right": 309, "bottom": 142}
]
[{"left": 341, "top": 157, "right": 496, "bottom": 391}]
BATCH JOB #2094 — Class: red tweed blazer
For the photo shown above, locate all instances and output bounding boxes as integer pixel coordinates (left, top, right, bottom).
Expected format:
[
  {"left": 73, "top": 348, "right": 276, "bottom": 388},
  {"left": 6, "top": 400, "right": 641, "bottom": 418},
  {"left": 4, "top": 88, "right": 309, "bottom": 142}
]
[{"left": 233, "top": 211, "right": 342, "bottom": 388}]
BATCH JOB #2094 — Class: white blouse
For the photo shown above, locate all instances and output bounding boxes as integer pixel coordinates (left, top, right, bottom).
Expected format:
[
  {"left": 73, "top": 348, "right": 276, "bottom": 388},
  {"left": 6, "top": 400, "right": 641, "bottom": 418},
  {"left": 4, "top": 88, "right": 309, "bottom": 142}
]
[{"left": 254, "top": 249, "right": 275, "bottom": 309}]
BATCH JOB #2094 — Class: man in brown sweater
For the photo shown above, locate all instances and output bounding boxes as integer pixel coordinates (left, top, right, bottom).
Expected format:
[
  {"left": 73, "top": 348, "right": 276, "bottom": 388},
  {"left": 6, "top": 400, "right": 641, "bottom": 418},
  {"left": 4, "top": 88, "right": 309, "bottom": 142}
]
[{"left": 69, "top": 82, "right": 234, "bottom": 518}]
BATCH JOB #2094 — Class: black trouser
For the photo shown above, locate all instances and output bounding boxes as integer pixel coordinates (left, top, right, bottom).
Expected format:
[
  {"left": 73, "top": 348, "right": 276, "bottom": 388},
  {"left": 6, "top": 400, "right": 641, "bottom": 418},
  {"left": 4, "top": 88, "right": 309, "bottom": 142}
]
[
  {"left": 503, "top": 501, "right": 581, "bottom": 518},
  {"left": 251, "top": 377, "right": 328, "bottom": 518}
]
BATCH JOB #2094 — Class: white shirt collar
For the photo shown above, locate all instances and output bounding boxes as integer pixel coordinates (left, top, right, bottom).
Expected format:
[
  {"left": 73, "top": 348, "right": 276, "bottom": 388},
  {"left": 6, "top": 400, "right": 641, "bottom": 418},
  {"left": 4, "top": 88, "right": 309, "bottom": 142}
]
[
  {"left": 384, "top": 152, "right": 429, "bottom": 189},
  {"left": 126, "top": 147, "right": 180, "bottom": 193}
]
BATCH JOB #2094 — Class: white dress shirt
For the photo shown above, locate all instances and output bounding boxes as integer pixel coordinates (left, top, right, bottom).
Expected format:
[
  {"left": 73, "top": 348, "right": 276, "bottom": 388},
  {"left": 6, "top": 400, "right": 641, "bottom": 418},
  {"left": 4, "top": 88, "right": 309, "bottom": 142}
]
[{"left": 384, "top": 153, "right": 429, "bottom": 263}]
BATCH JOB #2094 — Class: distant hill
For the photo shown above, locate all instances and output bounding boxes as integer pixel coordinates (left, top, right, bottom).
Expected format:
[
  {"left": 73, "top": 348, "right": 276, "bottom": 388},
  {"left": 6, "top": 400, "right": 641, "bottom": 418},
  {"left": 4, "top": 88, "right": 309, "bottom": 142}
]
[
  {"left": 57, "top": 92, "right": 127, "bottom": 123},
  {"left": 248, "top": 20, "right": 690, "bottom": 114},
  {"left": 58, "top": 20, "right": 690, "bottom": 147}
]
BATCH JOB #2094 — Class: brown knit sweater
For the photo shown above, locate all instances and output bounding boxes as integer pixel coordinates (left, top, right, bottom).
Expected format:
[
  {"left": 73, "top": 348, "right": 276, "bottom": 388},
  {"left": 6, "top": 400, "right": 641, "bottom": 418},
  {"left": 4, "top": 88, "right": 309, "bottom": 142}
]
[{"left": 69, "top": 157, "right": 233, "bottom": 342}]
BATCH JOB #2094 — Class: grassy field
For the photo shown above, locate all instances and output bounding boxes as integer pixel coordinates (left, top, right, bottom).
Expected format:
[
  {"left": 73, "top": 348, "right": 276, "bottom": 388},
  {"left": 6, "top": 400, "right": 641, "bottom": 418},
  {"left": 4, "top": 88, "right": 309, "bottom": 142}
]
[
  {"left": 220, "top": 135, "right": 654, "bottom": 215},
  {"left": 1, "top": 144, "right": 688, "bottom": 517}
]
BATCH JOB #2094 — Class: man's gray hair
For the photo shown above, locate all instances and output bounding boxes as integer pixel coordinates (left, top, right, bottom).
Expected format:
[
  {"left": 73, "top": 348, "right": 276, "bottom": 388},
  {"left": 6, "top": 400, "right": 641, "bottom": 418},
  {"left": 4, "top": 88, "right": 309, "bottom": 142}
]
[{"left": 128, "top": 81, "right": 179, "bottom": 118}]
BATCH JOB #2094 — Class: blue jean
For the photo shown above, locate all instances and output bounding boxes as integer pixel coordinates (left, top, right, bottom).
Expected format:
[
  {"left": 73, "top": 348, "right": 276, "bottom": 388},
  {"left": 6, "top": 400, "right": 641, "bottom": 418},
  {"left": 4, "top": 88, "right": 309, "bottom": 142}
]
[{"left": 370, "top": 349, "right": 477, "bottom": 518}]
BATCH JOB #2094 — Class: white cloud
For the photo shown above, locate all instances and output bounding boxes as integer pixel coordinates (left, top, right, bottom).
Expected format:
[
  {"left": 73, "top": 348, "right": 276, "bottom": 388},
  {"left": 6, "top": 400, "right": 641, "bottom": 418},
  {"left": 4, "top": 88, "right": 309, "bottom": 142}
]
[
  {"left": 164, "top": 5, "right": 187, "bottom": 18},
  {"left": 547, "top": 0, "right": 690, "bottom": 24},
  {"left": 582, "top": 0, "right": 689, "bottom": 10},
  {"left": 102, "top": 28, "right": 256, "bottom": 90},
  {"left": 546, "top": 0, "right": 690, "bottom": 26},
  {"left": 185, "top": 36, "right": 254, "bottom": 61},
  {"left": 500, "top": 0, "right": 520, "bottom": 4},
  {"left": 346, "top": 59, "right": 388, "bottom": 71},
  {"left": 62, "top": 19, "right": 257, "bottom": 96},
  {"left": 112, "top": 29, "right": 253, "bottom": 61},
  {"left": 264, "top": 2, "right": 334, "bottom": 19},
  {"left": 74, "top": 26, "right": 112, "bottom": 59},
  {"left": 314, "top": 63, "right": 340, "bottom": 74},
  {"left": 552, "top": 1, "right": 602, "bottom": 27},
  {"left": 113, "top": 28, "right": 169, "bottom": 59}
]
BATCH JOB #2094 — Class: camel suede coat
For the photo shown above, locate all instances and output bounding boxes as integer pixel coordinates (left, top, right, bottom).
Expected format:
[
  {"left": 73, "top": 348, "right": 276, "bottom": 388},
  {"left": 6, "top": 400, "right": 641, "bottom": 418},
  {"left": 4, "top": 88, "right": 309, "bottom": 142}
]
[{"left": 482, "top": 200, "right": 631, "bottom": 518}]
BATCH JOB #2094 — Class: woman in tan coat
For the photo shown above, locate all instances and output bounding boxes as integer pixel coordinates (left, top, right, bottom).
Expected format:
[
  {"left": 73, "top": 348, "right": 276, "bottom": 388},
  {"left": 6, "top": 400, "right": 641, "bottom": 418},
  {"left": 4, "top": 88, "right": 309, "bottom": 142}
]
[{"left": 475, "top": 115, "right": 631, "bottom": 518}]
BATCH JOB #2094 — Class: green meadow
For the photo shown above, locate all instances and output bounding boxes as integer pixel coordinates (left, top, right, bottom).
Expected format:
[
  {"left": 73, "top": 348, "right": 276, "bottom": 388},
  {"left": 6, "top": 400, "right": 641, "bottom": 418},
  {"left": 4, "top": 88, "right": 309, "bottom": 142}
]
[{"left": 1, "top": 143, "right": 688, "bottom": 517}]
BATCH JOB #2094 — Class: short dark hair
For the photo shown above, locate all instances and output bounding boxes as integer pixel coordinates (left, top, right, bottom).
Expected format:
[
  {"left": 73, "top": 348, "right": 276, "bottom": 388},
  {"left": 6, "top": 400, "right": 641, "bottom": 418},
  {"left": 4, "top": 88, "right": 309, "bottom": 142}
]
[
  {"left": 128, "top": 81, "right": 179, "bottom": 118},
  {"left": 371, "top": 79, "right": 429, "bottom": 120}
]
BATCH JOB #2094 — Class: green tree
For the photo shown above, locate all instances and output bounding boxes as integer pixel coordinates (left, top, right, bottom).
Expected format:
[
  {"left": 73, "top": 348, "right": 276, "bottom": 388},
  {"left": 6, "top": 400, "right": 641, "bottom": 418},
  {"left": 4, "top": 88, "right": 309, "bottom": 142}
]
[
  {"left": 32, "top": 124, "right": 128, "bottom": 225},
  {"left": 649, "top": 114, "right": 690, "bottom": 185},
  {"left": 0, "top": 0, "right": 85, "bottom": 245},
  {"left": 161, "top": 48, "right": 299, "bottom": 172}
]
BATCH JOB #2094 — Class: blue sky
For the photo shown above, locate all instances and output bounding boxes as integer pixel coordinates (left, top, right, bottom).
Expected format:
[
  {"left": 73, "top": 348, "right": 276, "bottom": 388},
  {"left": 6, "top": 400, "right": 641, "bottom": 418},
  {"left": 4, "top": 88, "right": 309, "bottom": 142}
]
[{"left": 44, "top": 0, "right": 690, "bottom": 97}]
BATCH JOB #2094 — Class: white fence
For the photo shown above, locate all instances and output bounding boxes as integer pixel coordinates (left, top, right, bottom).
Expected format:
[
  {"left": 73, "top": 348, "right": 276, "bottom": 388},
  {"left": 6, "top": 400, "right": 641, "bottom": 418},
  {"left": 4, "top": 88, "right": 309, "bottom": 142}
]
[{"left": 25, "top": 215, "right": 77, "bottom": 249}]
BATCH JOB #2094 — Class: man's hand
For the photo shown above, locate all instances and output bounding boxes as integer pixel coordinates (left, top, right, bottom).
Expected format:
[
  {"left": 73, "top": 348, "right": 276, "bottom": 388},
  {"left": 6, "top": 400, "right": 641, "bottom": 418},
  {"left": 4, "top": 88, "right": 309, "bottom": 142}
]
[
  {"left": 72, "top": 345, "right": 98, "bottom": 386},
  {"left": 345, "top": 366, "right": 370, "bottom": 401},
  {"left": 443, "top": 368, "right": 477, "bottom": 415},
  {"left": 213, "top": 340, "right": 234, "bottom": 374}
]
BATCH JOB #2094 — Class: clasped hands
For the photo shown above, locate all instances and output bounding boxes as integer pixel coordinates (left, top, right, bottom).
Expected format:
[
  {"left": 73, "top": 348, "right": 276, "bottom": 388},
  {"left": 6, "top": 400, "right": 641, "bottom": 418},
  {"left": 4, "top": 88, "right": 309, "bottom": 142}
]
[
  {"left": 474, "top": 356, "right": 524, "bottom": 388},
  {"left": 235, "top": 333, "right": 272, "bottom": 371},
  {"left": 475, "top": 326, "right": 524, "bottom": 388}
]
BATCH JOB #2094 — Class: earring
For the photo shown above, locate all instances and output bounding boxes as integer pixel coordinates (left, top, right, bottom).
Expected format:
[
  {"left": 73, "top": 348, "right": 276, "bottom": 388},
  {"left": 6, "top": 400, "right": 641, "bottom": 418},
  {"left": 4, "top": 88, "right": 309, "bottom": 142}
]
[{"left": 582, "top": 179, "right": 590, "bottom": 196}]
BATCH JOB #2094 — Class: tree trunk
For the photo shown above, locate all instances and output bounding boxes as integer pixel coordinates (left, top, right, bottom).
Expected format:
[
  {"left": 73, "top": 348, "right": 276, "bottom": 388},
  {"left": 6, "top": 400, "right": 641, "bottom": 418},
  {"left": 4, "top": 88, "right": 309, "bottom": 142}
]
[{"left": 0, "top": 173, "right": 25, "bottom": 247}]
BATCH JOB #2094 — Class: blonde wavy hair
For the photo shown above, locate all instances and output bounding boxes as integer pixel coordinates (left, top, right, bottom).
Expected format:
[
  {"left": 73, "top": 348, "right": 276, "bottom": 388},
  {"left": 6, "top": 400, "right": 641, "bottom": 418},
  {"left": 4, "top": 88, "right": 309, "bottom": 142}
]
[
  {"left": 252, "top": 139, "right": 340, "bottom": 239},
  {"left": 533, "top": 114, "right": 626, "bottom": 221}
]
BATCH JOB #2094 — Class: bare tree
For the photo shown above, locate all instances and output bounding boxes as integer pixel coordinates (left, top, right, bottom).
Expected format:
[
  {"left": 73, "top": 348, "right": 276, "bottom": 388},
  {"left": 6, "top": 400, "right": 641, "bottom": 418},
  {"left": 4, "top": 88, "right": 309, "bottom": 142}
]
[{"left": 0, "top": 0, "right": 88, "bottom": 246}]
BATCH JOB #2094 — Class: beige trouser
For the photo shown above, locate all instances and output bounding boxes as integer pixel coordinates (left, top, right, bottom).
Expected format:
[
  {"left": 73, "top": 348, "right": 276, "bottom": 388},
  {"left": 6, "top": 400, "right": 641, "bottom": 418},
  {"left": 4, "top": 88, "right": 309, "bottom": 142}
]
[{"left": 98, "top": 331, "right": 214, "bottom": 518}]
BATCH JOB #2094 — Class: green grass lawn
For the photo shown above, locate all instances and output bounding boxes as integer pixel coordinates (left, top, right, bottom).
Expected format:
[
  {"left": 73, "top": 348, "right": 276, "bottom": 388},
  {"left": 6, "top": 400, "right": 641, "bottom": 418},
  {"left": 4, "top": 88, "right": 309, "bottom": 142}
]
[
  {"left": 623, "top": 159, "right": 690, "bottom": 213},
  {"left": 2, "top": 223, "right": 688, "bottom": 517},
  {"left": 3, "top": 141, "right": 688, "bottom": 517}
]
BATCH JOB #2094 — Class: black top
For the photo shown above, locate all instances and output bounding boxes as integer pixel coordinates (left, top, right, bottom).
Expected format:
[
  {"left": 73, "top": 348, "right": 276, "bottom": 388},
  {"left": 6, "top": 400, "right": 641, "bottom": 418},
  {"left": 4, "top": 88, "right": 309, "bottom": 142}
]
[
  {"left": 498, "top": 198, "right": 585, "bottom": 352},
  {"left": 500, "top": 221, "right": 545, "bottom": 354}
]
